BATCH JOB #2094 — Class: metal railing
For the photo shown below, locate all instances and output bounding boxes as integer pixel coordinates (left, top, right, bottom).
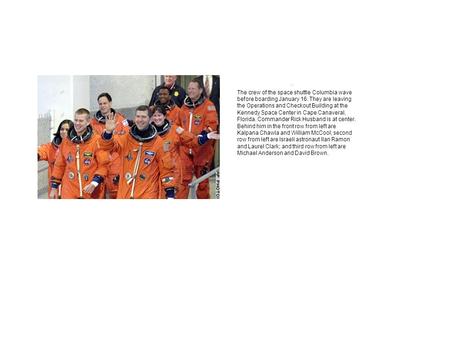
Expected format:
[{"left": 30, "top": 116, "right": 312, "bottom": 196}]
[
  {"left": 188, "top": 166, "right": 220, "bottom": 199},
  {"left": 38, "top": 163, "right": 48, "bottom": 173},
  {"left": 37, "top": 163, "right": 49, "bottom": 198},
  {"left": 37, "top": 113, "right": 52, "bottom": 199}
]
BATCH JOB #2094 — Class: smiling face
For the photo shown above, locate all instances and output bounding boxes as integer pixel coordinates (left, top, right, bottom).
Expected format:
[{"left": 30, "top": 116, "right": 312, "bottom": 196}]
[
  {"left": 187, "top": 81, "right": 203, "bottom": 101},
  {"left": 59, "top": 123, "right": 70, "bottom": 139},
  {"left": 98, "top": 96, "right": 112, "bottom": 116},
  {"left": 158, "top": 87, "right": 170, "bottom": 104},
  {"left": 74, "top": 112, "right": 90, "bottom": 134},
  {"left": 134, "top": 109, "right": 150, "bottom": 131},
  {"left": 164, "top": 75, "right": 176, "bottom": 87},
  {"left": 152, "top": 110, "right": 165, "bottom": 127}
]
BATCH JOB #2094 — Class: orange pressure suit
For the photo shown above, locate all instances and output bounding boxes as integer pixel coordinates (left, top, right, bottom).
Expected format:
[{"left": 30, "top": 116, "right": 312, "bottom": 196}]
[
  {"left": 153, "top": 99, "right": 182, "bottom": 126},
  {"left": 99, "top": 124, "right": 177, "bottom": 199},
  {"left": 167, "top": 104, "right": 181, "bottom": 126},
  {"left": 38, "top": 136, "right": 61, "bottom": 197},
  {"left": 90, "top": 109, "right": 130, "bottom": 198},
  {"left": 51, "top": 126, "right": 109, "bottom": 199},
  {"left": 152, "top": 120, "right": 200, "bottom": 198},
  {"left": 178, "top": 96, "right": 218, "bottom": 198}
]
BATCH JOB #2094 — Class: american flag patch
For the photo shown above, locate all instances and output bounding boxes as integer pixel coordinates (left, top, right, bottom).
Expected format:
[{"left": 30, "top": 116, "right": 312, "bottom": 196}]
[{"left": 161, "top": 177, "right": 173, "bottom": 184}]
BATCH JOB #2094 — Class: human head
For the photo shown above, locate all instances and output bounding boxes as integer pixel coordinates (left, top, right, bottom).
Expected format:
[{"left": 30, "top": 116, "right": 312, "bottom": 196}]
[
  {"left": 73, "top": 108, "right": 91, "bottom": 134},
  {"left": 54, "top": 119, "right": 74, "bottom": 139},
  {"left": 134, "top": 105, "right": 151, "bottom": 131},
  {"left": 158, "top": 87, "right": 171, "bottom": 104},
  {"left": 187, "top": 79, "right": 204, "bottom": 101},
  {"left": 97, "top": 92, "right": 113, "bottom": 116},
  {"left": 164, "top": 75, "right": 177, "bottom": 88},
  {"left": 151, "top": 105, "right": 166, "bottom": 127}
]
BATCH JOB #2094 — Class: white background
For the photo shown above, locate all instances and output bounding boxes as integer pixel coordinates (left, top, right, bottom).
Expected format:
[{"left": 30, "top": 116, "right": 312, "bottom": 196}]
[{"left": 1, "top": 0, "right": 449, "bottom": 337}]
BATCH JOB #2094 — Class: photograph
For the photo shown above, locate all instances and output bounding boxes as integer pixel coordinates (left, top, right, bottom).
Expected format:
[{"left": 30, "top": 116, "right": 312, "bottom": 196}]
[{"left": 37, "top": 75, "right": 220, "bottom": 199}]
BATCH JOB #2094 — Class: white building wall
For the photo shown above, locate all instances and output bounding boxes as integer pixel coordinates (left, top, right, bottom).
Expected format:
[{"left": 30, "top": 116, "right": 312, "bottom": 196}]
[
  {"left": 72, "top": 75, "right": 90, "bottom": 113},
  {"left": 89, "top": 75, "right": 157, "bottom": 110}
]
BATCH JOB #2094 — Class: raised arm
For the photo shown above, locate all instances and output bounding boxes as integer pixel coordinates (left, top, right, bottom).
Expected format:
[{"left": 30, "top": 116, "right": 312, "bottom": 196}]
[{"left": 98, "top": 112, "right": 126, "bottom": 153}]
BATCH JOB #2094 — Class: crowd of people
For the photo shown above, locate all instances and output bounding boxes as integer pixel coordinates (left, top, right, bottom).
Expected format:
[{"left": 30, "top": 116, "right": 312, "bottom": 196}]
[{"left": 38, "top": 76, "right": 220, "bottom": 199}]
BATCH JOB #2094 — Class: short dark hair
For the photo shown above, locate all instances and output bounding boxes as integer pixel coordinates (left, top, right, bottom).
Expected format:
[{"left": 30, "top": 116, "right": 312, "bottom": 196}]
[
  {"left": 136, "top": 105, "right": 150, "bottom": 116},
  {"left": 154, "top": 105, "right": 167, "bottom": 115},
  {"left": 158, "top": 87, "right": 170, "bottom": 94},
  {"left": 97, "top": 92, "right": 112, "bottom": 102}
]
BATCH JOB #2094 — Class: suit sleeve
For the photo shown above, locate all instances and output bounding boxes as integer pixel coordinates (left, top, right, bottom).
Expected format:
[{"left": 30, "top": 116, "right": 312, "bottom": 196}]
[
  {"left": 98, "top": 133, "right": 126, "bottom": 154},
  {"left": 204, "top": 103, "right": 219, "bottom": 131},
  {"left": 177, "top": 129, "right": 201, "bottom": 149},
  {"left": 38, "top": 143, "right": 51, "bottom": 161},
  {"left": 51, "top": 142, "right": 66, "bottom": 183},
  {"left": 94, "top": 148, "right": 110, "bottom": 178}
]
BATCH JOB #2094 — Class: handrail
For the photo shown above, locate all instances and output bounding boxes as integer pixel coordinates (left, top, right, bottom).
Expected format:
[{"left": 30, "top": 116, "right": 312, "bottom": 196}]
[
  {"left": 38, "top": 164, "right": 49, "bottom": 173},
  {"left": 188, "top": 167, "right": 220, "bottom": 187}
]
